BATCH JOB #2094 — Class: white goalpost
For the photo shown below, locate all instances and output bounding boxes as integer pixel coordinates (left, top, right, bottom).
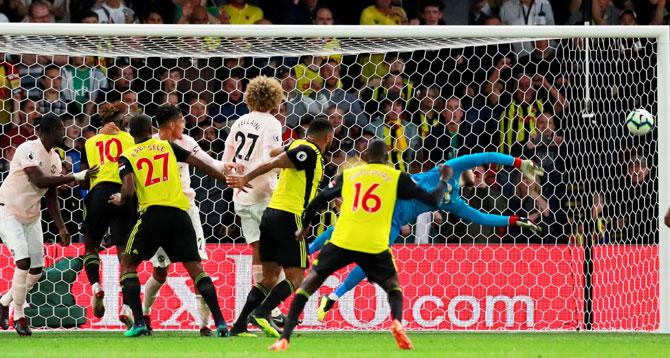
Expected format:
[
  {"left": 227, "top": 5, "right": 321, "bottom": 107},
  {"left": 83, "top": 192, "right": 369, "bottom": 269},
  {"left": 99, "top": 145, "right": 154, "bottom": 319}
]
[{"left": 0, "top": 24, "right": 667, "bottom": 332}]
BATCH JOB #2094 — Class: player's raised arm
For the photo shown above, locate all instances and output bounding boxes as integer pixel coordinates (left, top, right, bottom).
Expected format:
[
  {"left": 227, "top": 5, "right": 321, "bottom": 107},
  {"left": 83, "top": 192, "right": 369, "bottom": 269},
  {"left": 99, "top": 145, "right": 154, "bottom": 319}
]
[{"left": 398, "top": 165, "right": 452, "bottom": 208}]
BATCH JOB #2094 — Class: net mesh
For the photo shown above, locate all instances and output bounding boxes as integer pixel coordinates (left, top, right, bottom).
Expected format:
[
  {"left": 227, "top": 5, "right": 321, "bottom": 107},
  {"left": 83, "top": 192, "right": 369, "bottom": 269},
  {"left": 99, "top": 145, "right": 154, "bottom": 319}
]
[{"left": 0, "top": 32, "right": 659, "bottom": 331}]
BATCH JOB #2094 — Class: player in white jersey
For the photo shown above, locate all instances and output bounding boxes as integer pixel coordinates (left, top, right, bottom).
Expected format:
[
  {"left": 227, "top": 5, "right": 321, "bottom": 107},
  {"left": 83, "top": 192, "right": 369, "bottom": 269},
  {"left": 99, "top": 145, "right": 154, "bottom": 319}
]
[
  {"left": 0, "top": 114, "right": 98, "bottom": 336},
  {"left": 221, "top": 76, "right": 286, "bottom": 335},
  {"left": 141, "top": 104, "right": 232, "bottom": 336}
]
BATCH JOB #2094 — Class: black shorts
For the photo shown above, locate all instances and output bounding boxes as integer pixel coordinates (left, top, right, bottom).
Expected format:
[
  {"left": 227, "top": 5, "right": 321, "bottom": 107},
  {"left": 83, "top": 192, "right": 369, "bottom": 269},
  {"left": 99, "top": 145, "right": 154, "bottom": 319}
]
[
  {"left": 259, "top": 208, "right": 308, "bottom": 269},
  {"left": 313, "top": 243, "right": 397, "bottom": 285},
  {"left": 82, "top": 182, "right": 138, "bottom": 247},
  {"left": 125, "top": 206, "right": 200, "bottom": 263}
]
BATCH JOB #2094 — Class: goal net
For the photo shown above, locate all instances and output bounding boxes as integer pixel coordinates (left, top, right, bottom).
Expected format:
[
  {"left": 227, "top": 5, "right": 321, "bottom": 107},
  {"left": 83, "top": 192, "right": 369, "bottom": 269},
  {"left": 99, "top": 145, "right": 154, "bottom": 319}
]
[{"left": 0, "top": 24, "right": 667, "bottom": 332}]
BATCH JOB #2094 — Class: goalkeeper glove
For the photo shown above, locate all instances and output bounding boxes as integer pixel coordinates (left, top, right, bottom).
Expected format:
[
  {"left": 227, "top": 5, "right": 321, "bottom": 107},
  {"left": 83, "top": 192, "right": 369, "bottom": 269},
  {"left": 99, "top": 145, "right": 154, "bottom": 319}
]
[
  {"left": 519, "top": 159, "right": 544, "bottom": 182},
  {"left": 515, "top": 217, "right": 541, "bottom": 233}
]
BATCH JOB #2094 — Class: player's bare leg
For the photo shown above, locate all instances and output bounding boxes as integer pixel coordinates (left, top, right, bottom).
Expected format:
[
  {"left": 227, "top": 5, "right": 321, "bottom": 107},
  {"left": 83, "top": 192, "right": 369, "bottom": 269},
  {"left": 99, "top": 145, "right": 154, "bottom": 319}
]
[
  {"left": 230, "top": 261, "right": 281, "bottom": 337},
  {"left": 181, "top": 261, "right": 229, "bottom": 337},
  {"left": 269, "top": 269, "right": 327, "bottom": 351},
  {"left": 142, "top": 266, "right": 167, "bottom": 335},
  {"left": 1, "top": 266, "right": 42, "bottom": 332}
]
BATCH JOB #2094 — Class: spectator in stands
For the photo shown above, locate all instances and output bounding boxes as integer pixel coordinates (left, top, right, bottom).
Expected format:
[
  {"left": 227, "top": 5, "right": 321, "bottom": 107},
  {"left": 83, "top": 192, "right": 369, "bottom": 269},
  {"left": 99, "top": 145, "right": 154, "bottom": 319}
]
[
  {"left": 22, "top": 1, "right": 54, "bottom": 23},
  {"left": 325, "top": 105, "right": 354, "bottom": 153},
  {"left": 222, "top": 0, "right": 264, "bottom": 24},
  {"left": 317, "top": 60, "right": 366, "bottom": 127},
  {"left": 340, "top": 130, "right": 375, "bottom": 172},
  {"left": 143, "top": 11, "right": 165, "bottom": 24},
  {"left": 178, "top": 4, "right": 221, "bottom": 24},
  {"left": 294, "top": 55, "right": 323, "bottom": 96},
  {"left": 314, "top": 6, "right": 335, "bottom": 25},
  {"left": 283, "top": 0, "right": 322, "bottom": 24},
  {"left": 274, "top": 101, "right": 300, "bottom": 144},
  {"left": 0, "top": 99, "right": 38, "bottom": 150},
  {"left": 376, "top": 99, "right": 409, "bottom": 171},
  {"left": 469, "top": 0, "right": 494, "bottom": 25},
  {"left": 186, "top": 96, "right": 211, "bottom": 133},
  {"left": 61, "top": 56, "right": 108, "bottom": 115},
  {"left": 421, "top": 96, "right": 464, "bottom": 169},
  {"left": 209, "top": 75, "right": 248, "bottom": 130},
  {"left": 362, "top": 71, "right": 413, "bottom": 116},
  {"left": 94, "top": 0, "right": 137, "bottom": 24},
  {"left": 619, "top": 9, "right": 638, "bottom": 24},
  {"left": 0, "top": 55, "right": 19, "bottom": 126},
  {"left": 120, "top": 90, "right": 140, "bottom": 116},
  {"left": 80, "top": 11, "right": 100, "bottom": 23},
  {"left": 568, "top": 0, "right": 624, "bottom": 25},
  {"left": 360, "top": 0, "right": 409, "bottom": 25},
  {"left": 504, "top": 175, "right": 553, "bottom": 244},
  {"left": 35, "top": 65, "right": 69, "bottom": 116},
  {"left": 104, "top": 62, "right": 135, "bottom": 103},
  {"left": 500, "top": 0, "right": 555, "bottom": 56},
  {"left": 418, "top": 0, "right": 444, "bottom": 25},
  {"left": 605, "top": 155, "right": 656, "bottom": 244},
  {"left": 496, "top": 73, "right": 566, "bottom": 159},
  {"left": 408, "top": 85, "right": 443, "bottom": 140},
  {"left": 518, "top": 40, "right": 565, "bottom": 87}
]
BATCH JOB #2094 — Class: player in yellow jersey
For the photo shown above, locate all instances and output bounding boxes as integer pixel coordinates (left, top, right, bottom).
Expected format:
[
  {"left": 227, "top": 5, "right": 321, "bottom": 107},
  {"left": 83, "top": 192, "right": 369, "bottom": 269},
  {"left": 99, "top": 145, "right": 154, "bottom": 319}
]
[
  {"left": 226, "top": 117, "right": 333, "bottom": 337},
  {"left": 79, "top": 102, "right": 138, "bottom": 322},
  {"left": 109, "top": 114, "right": 236, "bottom": 338},
  {"left": 269, "top": 139, "right": 451, "bottom": 351}
]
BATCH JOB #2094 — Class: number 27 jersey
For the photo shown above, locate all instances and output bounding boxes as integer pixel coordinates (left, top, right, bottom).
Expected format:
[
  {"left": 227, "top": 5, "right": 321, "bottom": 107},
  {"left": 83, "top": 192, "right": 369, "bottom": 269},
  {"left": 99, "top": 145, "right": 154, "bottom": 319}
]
[
  {"left": 119, "top": 138, "right": 190, "bottom": 212},
  {"left": 222, "top": 111, "right": 282, "bottom": 206},
  {"left": 83, "top": 131, "right": 135, "bottom": 189}
]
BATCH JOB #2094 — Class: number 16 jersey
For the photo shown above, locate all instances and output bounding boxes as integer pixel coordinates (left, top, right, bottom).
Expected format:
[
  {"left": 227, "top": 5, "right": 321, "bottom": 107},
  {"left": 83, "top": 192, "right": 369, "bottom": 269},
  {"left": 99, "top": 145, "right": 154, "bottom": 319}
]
[{"left": 330, "top": 164, "right": 401, "bottom": 254}]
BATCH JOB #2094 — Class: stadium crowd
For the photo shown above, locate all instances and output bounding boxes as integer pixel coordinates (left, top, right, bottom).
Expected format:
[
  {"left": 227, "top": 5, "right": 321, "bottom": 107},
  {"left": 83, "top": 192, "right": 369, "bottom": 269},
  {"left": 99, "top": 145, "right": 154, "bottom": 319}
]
[{"left": 0, "top": 0, "right": 660, "bottom": 246}]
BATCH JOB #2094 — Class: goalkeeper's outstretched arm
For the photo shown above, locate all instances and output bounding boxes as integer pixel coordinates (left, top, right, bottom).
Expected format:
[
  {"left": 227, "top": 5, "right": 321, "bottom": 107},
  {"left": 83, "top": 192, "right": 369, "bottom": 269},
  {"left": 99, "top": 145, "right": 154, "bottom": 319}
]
[
  {"left": 446, "top": 152, "right": 544, "bottom": 181},
  {"left": 446, "top": 197, "right": 540, "bottom": 232}
]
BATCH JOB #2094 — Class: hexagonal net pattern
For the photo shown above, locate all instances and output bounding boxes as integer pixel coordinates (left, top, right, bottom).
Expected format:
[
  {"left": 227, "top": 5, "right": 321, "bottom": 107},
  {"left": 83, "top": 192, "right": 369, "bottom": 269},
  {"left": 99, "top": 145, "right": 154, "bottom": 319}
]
[{"left": 0, "top": 34, "right": 659, "bottom": 331}]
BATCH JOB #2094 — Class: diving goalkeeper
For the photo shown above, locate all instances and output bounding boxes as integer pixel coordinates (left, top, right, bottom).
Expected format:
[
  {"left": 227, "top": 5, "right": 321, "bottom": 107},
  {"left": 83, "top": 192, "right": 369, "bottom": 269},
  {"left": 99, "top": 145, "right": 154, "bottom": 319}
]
[{"left": 310, "top": 152, "right": 544, "bottom": 320}]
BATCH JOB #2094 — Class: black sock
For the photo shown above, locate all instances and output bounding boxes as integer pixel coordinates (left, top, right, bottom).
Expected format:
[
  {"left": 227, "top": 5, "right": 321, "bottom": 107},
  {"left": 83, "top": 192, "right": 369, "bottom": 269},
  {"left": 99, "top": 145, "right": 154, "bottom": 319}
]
[
  {"left": 254, "top": 279, "right": 294, "bottom": 318},
  {"left": 195, "top": 273, "right": 226, "bottom": 327},
  {"left": 280, "top": 289, "right": 309, "bottom": 341},
  {"left": 386, "top": 287, "right": 403, "bottom": 322},
  {"left": 83, "top": 254, "right": 100, "bottom": 285},
  {"left": 233, "top": 283, "right": 268, "bottom": 330},
  {"left": 120, "top": 273, "right": 144, "bottom": 325}
]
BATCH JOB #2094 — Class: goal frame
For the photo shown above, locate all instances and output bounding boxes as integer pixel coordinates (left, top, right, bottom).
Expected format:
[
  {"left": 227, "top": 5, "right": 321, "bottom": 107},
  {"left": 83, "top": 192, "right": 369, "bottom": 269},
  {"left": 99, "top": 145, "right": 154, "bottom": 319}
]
[{"left": 0, "top": 23, "right": 668, "bottom": 332}]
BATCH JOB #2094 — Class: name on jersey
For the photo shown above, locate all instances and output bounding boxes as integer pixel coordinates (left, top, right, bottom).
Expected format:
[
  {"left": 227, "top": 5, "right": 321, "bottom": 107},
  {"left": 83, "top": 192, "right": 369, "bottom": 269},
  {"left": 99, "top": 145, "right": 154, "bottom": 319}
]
[
  {"left": 236, "top": 118, "right": 261, "bottom": 132},
  {"left": 349, "top": 169, "right": 393, "bottom": 182},
  {"left": 129, "top": 143, "right": 166, "bottom": 157}
]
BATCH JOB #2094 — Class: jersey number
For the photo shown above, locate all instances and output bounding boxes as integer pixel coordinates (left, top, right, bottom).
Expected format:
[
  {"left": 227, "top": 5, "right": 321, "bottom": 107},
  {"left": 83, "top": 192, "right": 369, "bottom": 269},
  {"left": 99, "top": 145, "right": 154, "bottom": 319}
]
[
  {"left": 234, "top": 132, "right": 259, "bottom": 161},
  {"left": 137, "top": 153, "right": 169, "bottom": 187},
  {"left": 95, "top": 138, "right": 122, "bottom": 165},
  {"left": 352, "top": 182, "right": 381, "bottom": 213}
]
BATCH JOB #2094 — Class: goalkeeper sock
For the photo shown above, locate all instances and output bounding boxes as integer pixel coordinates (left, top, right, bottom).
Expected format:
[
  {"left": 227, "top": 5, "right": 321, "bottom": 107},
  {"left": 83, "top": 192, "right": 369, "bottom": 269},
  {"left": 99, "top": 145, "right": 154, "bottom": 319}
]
[
  {"left": 280, "top": 288, "right": 310, "bottom": 342},
  {"left": 120, "top": 273, "right": 144, "bottom": 324},
  {"left": 196, "top": 294, "right": 211, "bottom": 328},
  {"left": 0, "top": 272, "right": 39, "bottom": 306},
  {"left": 194, "top": 273, "right": 225, "bottom": 327},
  {"left": 334, "top": 265, "right": 367, "bottom": 298},
  {"left": 233, "top": 283, "right": 268, "bottom": 330},
  {"left": 308, "top": 226, "right": 333, "bottom": 255},
  {"left": 83, "top": 253, "right": 101, "bottom": 285},
  {"left": 11, "top": 268, "right": 29, "bottom": 319},
  {"left": 386, "top": 287, "right": 404, "bottom": 322},
  {"left": 254, "top": 279, "right": 294, "bottom": 318},
  {"left": 142, "top": 275, "right": 164, "bottom": 316}
]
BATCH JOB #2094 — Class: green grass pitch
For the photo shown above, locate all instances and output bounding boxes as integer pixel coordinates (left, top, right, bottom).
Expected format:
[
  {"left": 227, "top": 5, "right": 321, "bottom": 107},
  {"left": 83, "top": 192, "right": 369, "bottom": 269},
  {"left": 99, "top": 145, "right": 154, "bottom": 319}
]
[{"left": 2, "top": 331, "right": 670, "bottom": 357}]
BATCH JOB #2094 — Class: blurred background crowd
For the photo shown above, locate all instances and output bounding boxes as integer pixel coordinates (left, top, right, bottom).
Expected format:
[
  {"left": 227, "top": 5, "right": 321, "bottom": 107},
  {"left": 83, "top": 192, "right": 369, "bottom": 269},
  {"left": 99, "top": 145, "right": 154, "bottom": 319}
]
[{"left": 0, "top": 0, "right": 660, "bottom": 246}]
